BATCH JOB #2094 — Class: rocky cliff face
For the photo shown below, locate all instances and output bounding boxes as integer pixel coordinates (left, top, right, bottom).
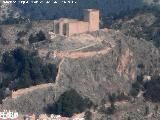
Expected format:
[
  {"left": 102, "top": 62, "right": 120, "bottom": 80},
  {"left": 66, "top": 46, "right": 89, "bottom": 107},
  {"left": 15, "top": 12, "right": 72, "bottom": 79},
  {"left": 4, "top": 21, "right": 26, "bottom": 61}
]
[{"left": 0, "top": 29, "right": 159, "bottom": 117}]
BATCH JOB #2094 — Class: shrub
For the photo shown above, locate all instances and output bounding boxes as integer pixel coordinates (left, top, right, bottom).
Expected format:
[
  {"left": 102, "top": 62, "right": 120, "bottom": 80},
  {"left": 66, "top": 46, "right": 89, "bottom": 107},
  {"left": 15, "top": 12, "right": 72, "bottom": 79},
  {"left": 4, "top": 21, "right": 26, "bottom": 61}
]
[
  {"left": 107, "top": 103, "right": 116, "bottom": 114},
  {"left": 2, "top": 51, "right": 16, "bottom": 72},
  {"left": 46, "top": 89, "right": 93, "bottom": 117},
  {"left": 0, "top": 89, "right": 5, "bottom": 104},
  {"left": 28, "top": 30, "right": 46, "bottom": 44},
  {"left": 130, "top": 75, "right": 144, "bottom": 97},
  {"left": 108, "top": 93, "right": 117, "bottom": 104},
  {"left": 84, "top": 111, "right": 92, "bottom": 120},
  {"left": 17, "top": 31, "right": 27, "bottom": 38},
  {"left": 143, "top": 76, "right": 160, "bottom": 102}
]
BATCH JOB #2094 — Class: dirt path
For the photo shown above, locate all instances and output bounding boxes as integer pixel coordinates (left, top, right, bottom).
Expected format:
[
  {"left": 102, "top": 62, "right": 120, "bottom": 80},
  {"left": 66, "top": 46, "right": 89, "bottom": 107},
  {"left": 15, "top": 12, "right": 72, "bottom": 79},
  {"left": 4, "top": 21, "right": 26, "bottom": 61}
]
[
  {"left": 10, "top": 83, "right": 54, "bottom": 99},
  {"left": 50, "top": 45, "right": 114, "bottom": 59}
]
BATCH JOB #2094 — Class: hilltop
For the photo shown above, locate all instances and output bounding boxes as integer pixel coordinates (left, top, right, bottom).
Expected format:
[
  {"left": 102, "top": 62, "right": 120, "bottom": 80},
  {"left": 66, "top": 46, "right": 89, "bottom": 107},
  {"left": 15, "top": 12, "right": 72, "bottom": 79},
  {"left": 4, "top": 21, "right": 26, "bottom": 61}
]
[
  {"left": 0, "top": 2, "right": 160, "bottom": 119},
  {"left": 0, "top": 28, "right": 159, "bottom": 119}
]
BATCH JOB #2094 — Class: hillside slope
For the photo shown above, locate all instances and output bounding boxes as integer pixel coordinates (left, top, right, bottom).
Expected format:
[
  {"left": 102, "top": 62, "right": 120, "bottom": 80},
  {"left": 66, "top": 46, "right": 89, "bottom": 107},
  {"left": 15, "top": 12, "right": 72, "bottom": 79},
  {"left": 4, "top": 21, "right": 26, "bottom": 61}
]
[
  {"left": 110, "top": 9, "right": 160, "bottom": 48},
  {"left": 0, "top": 29, "right": 159, "bottom": 118}
]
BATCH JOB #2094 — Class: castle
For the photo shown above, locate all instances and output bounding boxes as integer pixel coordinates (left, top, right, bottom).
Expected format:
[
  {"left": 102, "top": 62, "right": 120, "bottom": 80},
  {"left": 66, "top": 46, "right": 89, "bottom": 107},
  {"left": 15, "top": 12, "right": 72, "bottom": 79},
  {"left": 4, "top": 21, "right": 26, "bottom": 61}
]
[{"left": 53, "top": 9, "right": 99, "bottom": 36}]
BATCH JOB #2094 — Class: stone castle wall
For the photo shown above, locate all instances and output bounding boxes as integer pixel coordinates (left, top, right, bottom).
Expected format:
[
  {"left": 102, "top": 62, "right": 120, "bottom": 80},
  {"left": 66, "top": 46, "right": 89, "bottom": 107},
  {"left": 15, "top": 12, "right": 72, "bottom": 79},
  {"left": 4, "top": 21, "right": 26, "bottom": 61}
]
[
  {"left": 53, "top": 9, "right": 99, "bottom": 36},
  {"left": 67, "top": 21, "right": 89, "bottom": 36}
]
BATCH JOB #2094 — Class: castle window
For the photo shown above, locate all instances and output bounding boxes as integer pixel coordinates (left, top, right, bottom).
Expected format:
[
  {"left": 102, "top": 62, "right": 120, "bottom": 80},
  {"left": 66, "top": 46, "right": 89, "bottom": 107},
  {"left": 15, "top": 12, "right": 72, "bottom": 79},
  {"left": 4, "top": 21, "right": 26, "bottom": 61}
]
[
  {"left": 55, "top": 23, "right": 59, "bottom": 34},
  {"left": 63, "top": 24, "right": 67, "bottom": 35}
]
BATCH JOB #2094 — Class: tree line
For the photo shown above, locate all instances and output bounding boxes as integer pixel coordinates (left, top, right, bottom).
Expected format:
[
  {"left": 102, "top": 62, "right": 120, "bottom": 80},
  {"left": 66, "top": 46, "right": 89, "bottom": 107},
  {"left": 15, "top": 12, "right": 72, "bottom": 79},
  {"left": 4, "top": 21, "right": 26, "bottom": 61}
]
[{"left": 0, "top": 47, "right": 58, "bottom": 102}]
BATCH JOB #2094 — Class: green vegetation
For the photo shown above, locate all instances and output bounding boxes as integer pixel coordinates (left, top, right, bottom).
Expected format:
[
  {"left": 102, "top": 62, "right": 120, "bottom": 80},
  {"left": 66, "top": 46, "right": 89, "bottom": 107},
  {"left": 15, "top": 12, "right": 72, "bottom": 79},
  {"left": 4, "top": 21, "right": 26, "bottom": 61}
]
[
  {"left": 46, "top": 89, "right": 93, "bottom": 117},
  {"left": 17, "top": 31, "right": 27, "bottom": 38},
  {"left": 84, "top": 111, "right": 92, "bottom": 120},
  {"left": 107, "top": 93, "right": 117, "bottom": 114},
  {"left": 98, "top": 92, "right": 125, "bottom": 115},
  {"left": 107, "top": 103, "right": 116, "bottom": 114},
  {"left": 0, "top": 47, "right": 57, "bottom": 102},
  {"left": 144, "top": 105, "right": 149, "bottom": 116},
  {"left": 108, "top": 92, "right": 130, "bottom": 102},
  {"left": 108, "top": 93, "right": 116, "bottom": 104},
  {"left": 99, "top": 92, "right": 129, "bottom": 115},
  {"left": 144, "top": 76, "right": 160, "bottom": 102},
  {"left": 0, "top": 28, "right": 9, "bottom": 45},
  {"left": 1, "top": 47, "right": 57, "bottom": 88},
  {"left": 110, "top": 7, "right": 160, "bottom": 48},
  {"left": 1, "top": 17, "right": 29, "bottom": 25},
  {"left": 130, "top": 81, "right": 141, "bottom": 97},
  {"left": 130, "top": 73, "right": 160, "bottom": 102},
  {"left": 0, "top": 89, "right": 5, "bottom": 104},
  {"left": 29, "top": 30, "right": 46, "bottom": 44},
  {"left": 143, "top": 19, "right": 160, "bottom": 47},
  {"left": 130, "top": 75, "right": 144, "bottom": 97}
]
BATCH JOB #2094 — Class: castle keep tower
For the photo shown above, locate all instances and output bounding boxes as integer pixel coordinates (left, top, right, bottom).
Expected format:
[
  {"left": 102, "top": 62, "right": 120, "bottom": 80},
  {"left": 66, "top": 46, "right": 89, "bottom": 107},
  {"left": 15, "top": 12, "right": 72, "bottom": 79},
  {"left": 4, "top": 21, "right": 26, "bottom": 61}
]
[{"left": 83, "top": 9, "right": 99, "bottom": 32}]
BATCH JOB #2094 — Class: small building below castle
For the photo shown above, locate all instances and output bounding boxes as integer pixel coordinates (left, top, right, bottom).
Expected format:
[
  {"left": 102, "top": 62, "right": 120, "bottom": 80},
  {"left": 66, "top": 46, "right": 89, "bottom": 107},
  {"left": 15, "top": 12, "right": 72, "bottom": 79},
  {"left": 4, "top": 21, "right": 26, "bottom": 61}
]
[{"left": 53, "top": 9, "right": 99, "bottom": 36}]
